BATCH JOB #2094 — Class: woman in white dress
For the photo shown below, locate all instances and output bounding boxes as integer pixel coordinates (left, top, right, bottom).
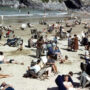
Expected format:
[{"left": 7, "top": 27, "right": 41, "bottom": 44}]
[{"left": 63, "top": 75, "right": 80, "bottom": 90}]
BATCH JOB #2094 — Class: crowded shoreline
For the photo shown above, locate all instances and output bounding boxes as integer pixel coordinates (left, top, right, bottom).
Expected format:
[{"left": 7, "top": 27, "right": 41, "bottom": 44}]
[{"left": 0, "top": 12, "right": 90, "bottom": 90}]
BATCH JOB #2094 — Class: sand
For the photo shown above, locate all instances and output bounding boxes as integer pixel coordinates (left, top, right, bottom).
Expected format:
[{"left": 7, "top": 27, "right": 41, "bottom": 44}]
[{"left": 0, "top": 15, "right": 90, "bottom": 90}]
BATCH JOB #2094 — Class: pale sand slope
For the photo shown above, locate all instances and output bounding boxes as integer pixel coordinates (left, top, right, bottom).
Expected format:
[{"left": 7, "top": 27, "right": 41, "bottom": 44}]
[{"left": 0, "top": 20, "right": 90, "bottom": 90}]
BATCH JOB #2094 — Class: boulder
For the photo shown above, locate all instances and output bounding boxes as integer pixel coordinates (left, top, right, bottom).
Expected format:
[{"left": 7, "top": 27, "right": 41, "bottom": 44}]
[{"left": 64, "top": 0, "right": 82, "bottom": 9}]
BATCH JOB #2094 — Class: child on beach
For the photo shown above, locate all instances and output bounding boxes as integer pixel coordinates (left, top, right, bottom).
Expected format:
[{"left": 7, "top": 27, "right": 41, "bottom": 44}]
[{"left": 60, "top": 55, "right": 71, "bottom": 64}]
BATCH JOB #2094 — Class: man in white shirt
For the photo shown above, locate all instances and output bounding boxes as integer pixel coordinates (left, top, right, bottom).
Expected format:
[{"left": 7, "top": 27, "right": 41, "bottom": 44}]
[{"left": 29, "top": 60, "right": 41, "bottom": 73}]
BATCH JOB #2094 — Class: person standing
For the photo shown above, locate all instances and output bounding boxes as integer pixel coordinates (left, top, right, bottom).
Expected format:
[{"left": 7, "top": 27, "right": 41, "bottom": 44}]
[
  {"left": 73, "top": 34, "right": 79, "bottom": 52},
  {"left": 68, "top": 36, "right": 72, "bottom": 50},
  {"left": 59, "top": 25, "right": 63, "bottom": 39},
  {"left": 36, "top": 36, "right": 44, "bottom": 58}
]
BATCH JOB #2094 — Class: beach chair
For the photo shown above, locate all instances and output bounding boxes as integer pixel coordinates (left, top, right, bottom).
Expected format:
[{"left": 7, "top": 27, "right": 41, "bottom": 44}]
[{"left": 24, "top": 68, "right": 47, "bottom": 80}]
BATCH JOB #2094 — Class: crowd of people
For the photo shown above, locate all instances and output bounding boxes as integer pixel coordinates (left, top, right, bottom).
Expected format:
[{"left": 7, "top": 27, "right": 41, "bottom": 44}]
[{"left": 0, "top": 17, "right": 90, "bottom": 90}]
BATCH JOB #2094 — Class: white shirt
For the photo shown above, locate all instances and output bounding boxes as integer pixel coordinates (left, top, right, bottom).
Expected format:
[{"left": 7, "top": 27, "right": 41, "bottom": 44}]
[
  {"left": 0, "top": 55, "right": 4, "bottom": 62},
  {"left": 41, "top": 56, "right": 48, "bottom": 64},
  {"left": 63, "top": 81, "right": 76, "bottom": 90},
  {"left": 85, "top": 50, "right": 90, "bottom": 59},
  {"left": 30, "top": 65, "right": 41, "bottom": 73}
]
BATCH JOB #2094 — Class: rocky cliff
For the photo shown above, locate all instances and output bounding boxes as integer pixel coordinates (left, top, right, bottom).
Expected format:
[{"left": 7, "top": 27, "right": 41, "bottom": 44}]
[
  {"left": 0, "top": 0, "right": 67, "bottom": 11},
  {"left": 82, "top": 0, "right": 90, "bottom": 6},
  {"left": 0, "top": 0, "right": 89, "bottom": 10}
]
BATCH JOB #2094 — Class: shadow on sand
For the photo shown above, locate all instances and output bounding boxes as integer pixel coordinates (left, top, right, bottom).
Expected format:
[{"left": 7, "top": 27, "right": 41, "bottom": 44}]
[
  {"left": 28, "top": 55, "right": 36, "bottom": 58},
  {"left": 47, "top": 87, "right": 58, "bottom": 90}
]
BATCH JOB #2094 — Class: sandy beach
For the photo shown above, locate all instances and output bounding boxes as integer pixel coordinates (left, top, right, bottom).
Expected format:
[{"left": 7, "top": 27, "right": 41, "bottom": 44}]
[{"left": 0, "top": 13, "right": 90, "bottom": 90}]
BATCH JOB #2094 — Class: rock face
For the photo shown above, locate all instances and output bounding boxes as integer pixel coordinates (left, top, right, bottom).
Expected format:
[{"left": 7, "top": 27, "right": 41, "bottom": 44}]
[
  {"left": 42, "top": 2, "right": 67, "bottom": 11},
  {"left": 82, "top": 0, "right": 90, "bottom": 6},
  {"left": 64, "top": 0, "right": 82, "bottom": 9},
  {"left": 0, "top": 0, "right": 19, "bottom": 6},
  {"left": 0, "top": 0, "right": 67, "bottom": 11},
  {"left": 20, "top": 0, "right": 67, "bottom": 11},
  {"left": 0, "top": 0, "right": 89, "bottom": 10}
]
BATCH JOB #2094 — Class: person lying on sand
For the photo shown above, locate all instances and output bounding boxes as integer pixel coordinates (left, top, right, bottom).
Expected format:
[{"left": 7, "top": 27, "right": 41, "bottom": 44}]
[
  {"left": 0, "top": 74, "right": 10, "bottom": 79},
  {"left": 0, "top": 82, "right": 14, "bottom": 90},
  {"left": 63, "top": 75, "right": 81, "bottom": 90},
  {"left": 0, "top": 68, "right": 10, "bottom": 79},
  {"left": 5, "top": 59, "right": 24, "bottom": 65},
  {"left": 0, "top": 51, "right": 24, "bottom": 65}
]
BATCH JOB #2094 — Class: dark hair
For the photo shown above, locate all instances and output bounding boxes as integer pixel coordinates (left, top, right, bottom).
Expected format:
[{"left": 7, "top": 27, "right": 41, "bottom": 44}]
[
  {"left": 64, "top": 75, "right": 69, "bottom": 80},
  {"left": 0, "top": 51, "right": 3, "bottom": 55},
  {"left": 39, "top": 36, "right": 43, "bottom": 41},
  {"left": 69, "top": 71, "right": 73, "bottom": 76},
  {"left": 37, "top": 60, "right": 41, "bottom": 64},
  {"left": 65, "top": 55, "right": 68, "bottom": 59},
  {"left": 74, "top": 34, "right": 77, "bottom": 37},
  {"left": 0, "top": 67, "right": 1, "bottom": 71}
]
